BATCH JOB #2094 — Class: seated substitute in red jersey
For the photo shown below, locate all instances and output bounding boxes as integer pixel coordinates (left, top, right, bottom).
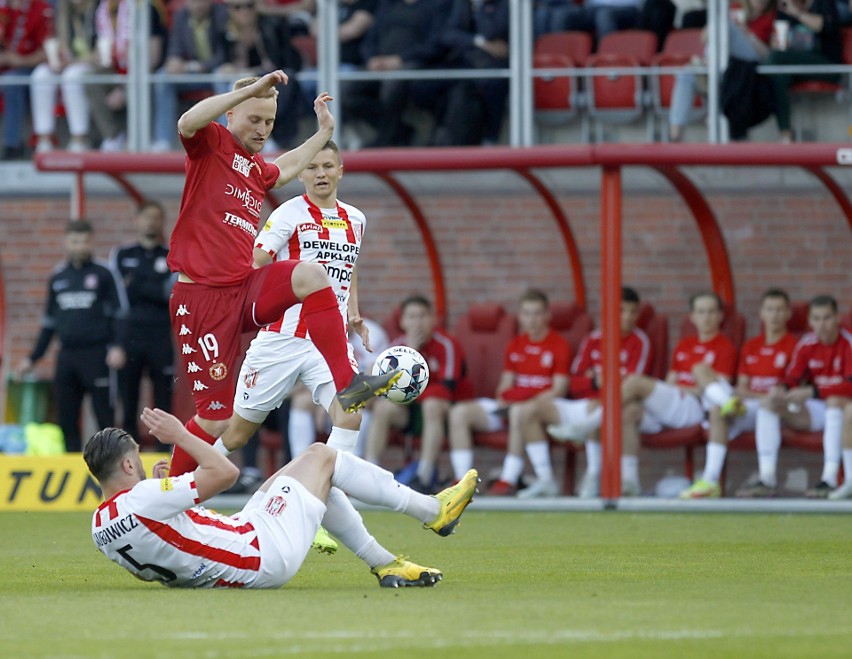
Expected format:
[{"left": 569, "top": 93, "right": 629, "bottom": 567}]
[
  {"left": 759, "top": 294, "right": 852, "bottom": 499},
  {"left": 448, "top": 289, "right": 572, "bottom": 498},
  {"left": 534, "top": 287, "right": 653, "bottom": 498},
  {"left": 680, "top": 289, "right": 799, "bottom": 499},
  {"left": 365, "top": 295, "right": 468, "bottom": 494},
  {"left": 165, "top": 72, "right": 398, "bottom": 476},
  {"left": 85, "top": 408, "right": 478, "bottom": 589}
]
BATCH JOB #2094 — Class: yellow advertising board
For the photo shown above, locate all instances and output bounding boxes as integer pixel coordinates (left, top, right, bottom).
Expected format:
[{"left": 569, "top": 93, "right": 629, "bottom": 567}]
[{"left": 0, "top": 453, "right": 170, "bottom": 512}]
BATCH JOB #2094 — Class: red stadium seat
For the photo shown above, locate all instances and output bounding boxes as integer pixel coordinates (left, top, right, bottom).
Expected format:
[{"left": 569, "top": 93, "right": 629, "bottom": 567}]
[
  {"left": 549, "top": 301, "right": 593, "bottom": 354},
  {"left": 635, "top": 302, "right": 669, "bottom": 379},
  {"left": 535, "top": 30, "right": 594, "bottom": 64},
  {"left": 533, "top": 32, "right": 593, "bottom": 141},
  {"left": 452, "top": 303, "right": 518, "bottom": 399},
  {"left": 291, "top": 35, "right": 318, "bottom": 68}
]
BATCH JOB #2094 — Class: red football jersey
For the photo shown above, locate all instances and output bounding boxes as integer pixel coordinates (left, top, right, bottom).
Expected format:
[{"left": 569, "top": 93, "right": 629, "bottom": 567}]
[
  {"left": 784, "top": 329, "right": 852, "bottom": 398},
  {"left": 670, "top": 333, "right": 737, "bottom": 387},
  {"left": 392, "top": 329, "right": 466, "bottom": 402},
  {"left": 499, "top": 330, "right": 571, "bottom": 403},
  {"left": 569, "top": 328, "right": 652, "bottom": 398},
  {"left": 738, "top": 332, "right": 799, "bottom": 394},
  {"left": 168, "top": 123, "right": 280, "bottom": 287},
  {"left": 0, "top": 1, "right": 52, "bottom": 61}
]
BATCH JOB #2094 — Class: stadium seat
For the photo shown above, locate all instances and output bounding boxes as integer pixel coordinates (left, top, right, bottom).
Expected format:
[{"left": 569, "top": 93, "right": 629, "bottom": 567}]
[
  {"left": 291, "top": 35, "right": 318, "bottom": 68},
  {"left": 585, "top": 30, "right": 658, "bottom": 142},
  {"left": 635, "top": 302, "right": 668, "bottom": 379},
  {"left": 535, "top": 30, "right": 594, "bottom": 65},
  {"left": 843, "top": 306, "right": 852, "bottom": 331},
  {"left": 650, "top": 29, "right": 706, "bottom": 141},
  {"left": 533, "top": 32, "right": 594, "bottom": 141},
  {"left": 549, "top": 301, "right": 593, "bottom": 354},
  {"left": 452, "top": 303, "right": 518, "bottom": 399}
]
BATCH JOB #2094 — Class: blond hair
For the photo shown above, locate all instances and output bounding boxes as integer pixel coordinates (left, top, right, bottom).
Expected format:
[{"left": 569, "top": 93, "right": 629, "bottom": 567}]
[{"left": 233, "top": 76, "right": 279, "bottom": 100}]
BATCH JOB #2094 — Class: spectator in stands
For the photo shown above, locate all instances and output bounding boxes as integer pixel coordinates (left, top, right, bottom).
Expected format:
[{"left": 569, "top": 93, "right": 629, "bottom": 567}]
[
  {"left": 668, "top": 0, "right": 775, "bottom": 142},
  {"left": 0, "top": 0, "right": 52, "bottom": 160},
  {"left": 213, "top": 0, "right": 306, "bottom": 152},
  {"left": 768, "top": 0, "right": 842, "bottom": 143},
  {"left": 562, "top": 0, "right": 644, "bottom": 41},
  {"left": 753, "top": 295, "right": 852, "bottom": 498},
  {"left": 15, "top": 220, "right": 127, "bottom": 452},
  {"left": 431, "top": 0, "right": 510, "bottom": 146},
  {"left": 344, "top": 0, "right": 449, "bottom": 147},
  {"left": 30, "top": 0, "right": 97, "bottom": 153},
  {"left": 365, "top": 295, "right": 467, "bottom": 493},
  {"left": 554, "top": 292, "right": 736, "bottom": 496},
  {"left": 150, "top": 0, "right": 229, "bottom": 152},
  {"left": 543, "top": 287, "right": 652, "bottom": 498},
  {"left": 110, "top": 201, "right": 175, "bottom": 451},
  {"left": 680, "top": 289, "right": 798, "bottom": 499},
  {"left": 258, "top": 0, "right": 316, "bottom": 35},
  {"left": 447, "top": 289, "right": 571, "bottom": 498},
  {"left": 87, "top": 0, "right": 166, "bottom": 152}
]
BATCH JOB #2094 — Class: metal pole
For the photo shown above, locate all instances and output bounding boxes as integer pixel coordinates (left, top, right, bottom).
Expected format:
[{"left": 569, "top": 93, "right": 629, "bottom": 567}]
[
  {"left": 317, "top": 0, "right": 342, "bottom": 133},
  {"left": 136, "top": 0, "right": 152, "bottom": 151},
  {"left": 706, "top": 0, "right": 719, "bottom": 143},
  {"left": 509, "top": 0, "right": 522, "bottom": 146},
  {"left": 519, "top": 0, "right": 534, "bottom": 146}
]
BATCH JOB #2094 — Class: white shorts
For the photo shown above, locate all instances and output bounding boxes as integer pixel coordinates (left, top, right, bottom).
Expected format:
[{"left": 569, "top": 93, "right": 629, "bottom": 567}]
[
  {"left": 551, "top": 398, "right": 665, "bottom": 435},
  {"left": 473, "top": 398, "right": 507, "bottom": 432},
  {"left": 234, "top": 336, "right": 357, "bottom": 424},
  {"left": 644, "top": 381, "right": 705, "bottom": 429},
  {"left": 245, "top": 475, "right": 326, "bottom": 589}
]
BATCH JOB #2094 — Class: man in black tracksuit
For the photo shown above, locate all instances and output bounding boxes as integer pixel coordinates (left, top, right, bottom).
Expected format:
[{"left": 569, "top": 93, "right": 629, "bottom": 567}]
[
  {"left": 17, "top": 220, "right": 127, "bottom": 451},
  {"left": 110, "top": 201, "right": 175, "bottom": 449}
]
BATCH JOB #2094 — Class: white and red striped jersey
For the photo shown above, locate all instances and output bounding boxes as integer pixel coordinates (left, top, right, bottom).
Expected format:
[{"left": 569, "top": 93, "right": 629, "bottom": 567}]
[
  {"left": 254, "top": 194, "right": 366, "bottom": 341},
  {"left": 91, "top": 474, "right": 261, "bottom": 588}
]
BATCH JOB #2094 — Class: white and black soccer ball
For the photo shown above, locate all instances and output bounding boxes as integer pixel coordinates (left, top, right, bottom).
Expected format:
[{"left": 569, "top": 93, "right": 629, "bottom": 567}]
[{"left": 371, "top": 345, "right": 430, "bottom": 404}]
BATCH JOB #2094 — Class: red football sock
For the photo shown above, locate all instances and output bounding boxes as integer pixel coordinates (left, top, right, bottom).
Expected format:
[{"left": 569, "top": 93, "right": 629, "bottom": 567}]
[
  {"left": 168, "top": 417, "right": 217, "bottom": 476},
  {"left": 301, "top": 287, "right": 356, "bottom": 391}
]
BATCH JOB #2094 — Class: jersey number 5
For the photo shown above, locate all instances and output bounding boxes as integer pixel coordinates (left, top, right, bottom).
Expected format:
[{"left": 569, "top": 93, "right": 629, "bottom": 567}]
[{"left": 118, "top": 544, "right": 177, "bottom": 582}]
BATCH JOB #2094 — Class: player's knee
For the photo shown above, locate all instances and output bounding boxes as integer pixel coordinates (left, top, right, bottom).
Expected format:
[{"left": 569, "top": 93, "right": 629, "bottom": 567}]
[
  {"left": 304, "top": 442, "right": 336, "bottom": 467},
  {"left": 292, "top": 261, "right": 329, "bottom": 296}
]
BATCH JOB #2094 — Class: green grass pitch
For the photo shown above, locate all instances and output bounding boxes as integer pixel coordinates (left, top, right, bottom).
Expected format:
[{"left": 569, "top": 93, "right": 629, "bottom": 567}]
[{"left": 1, "top": 510, "right": 850, "bottom": 658}]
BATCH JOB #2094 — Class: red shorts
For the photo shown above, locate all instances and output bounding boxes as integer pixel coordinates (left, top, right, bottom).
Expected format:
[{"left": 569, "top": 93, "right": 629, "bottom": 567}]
[{"left": 170, "top": 261, "right": 300, "bottom": 420}]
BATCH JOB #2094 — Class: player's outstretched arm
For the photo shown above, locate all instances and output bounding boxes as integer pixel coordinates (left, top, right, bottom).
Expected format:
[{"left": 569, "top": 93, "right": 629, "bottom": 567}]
[
  {"left": 273, "top": 92, "right": 335, "bottom": 188},
  {"left": 140, "top": 408, "right": 240, "bottom": 501},
  {"left": 177, "top": 70, "right": 289, "bottom": 139}
]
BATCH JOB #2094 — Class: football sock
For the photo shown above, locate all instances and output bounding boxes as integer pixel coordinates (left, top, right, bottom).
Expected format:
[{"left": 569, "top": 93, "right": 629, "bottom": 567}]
[
  {"left": 301, "top": 288, "right": 356, "bottom": 391},
  {"left": 355, "top": 409, "right": 371, "bottom": 457},
  {"left": 499, "top": 454, "right": 525, "bottom": 485},
  {"left": 585, "top": 440, "right": 602, "bottom": 476},
  {"left": 416, "top": 459, "right": 436, "bottom": 485},
  {"left": 450, "top": 449, "right": 474, "bottom": 481},
  {"left": 331, "top": 450, "right": 439, "bottom": 523},
  {"left": 327, "top": 426, "right": 360, "bottom": 453},
  {"left": 213, "top": 438, "right": 232, "bottom": 456},
  {"left": 756, "top": 408, "right": 781, "bottom": 487},
  {"left": 525, "top": 441, "right": 554, "bottom": 481},
  {"left": 621, "top": 454, "right": 639, "bottom": 486},
  {"left": 702, "top": 441, "right": 727, "bottom": 484},
  {"left": 704, "top": 380, "right": 734, "bottom": 408},
  {"left": 821, "top": 407, "right": 842, "bottom": 487},
  {"left": 842, "top": 449, "right": 852, "bottom": 484},
  {"left": 322, "top": 487, "right": 395, "bottom": 569},
  {"left": 288, "top": 408, "right": 315, "bottom": 458},
  {"left": 169, "top": 417, "right": 217, "bottom": 476}
]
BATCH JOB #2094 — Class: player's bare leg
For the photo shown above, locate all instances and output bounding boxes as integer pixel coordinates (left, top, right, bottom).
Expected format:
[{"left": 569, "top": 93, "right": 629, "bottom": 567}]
[
  {"left": 414, "top": 397, "right": 451, "bottom": 491},
  {"left": 364, "top": 397, "right": 408, "bottom": 464}
]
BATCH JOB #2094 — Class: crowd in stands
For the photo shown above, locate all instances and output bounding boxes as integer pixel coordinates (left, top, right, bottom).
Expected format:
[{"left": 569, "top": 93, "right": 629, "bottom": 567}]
[{"left": 3, "top": 0, "right": 852, "bottom": 157}]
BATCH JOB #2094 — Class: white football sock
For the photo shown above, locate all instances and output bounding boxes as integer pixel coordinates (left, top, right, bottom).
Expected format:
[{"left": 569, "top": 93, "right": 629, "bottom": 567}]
[
  {"left": 322, "top": 488, "right": 395, "bottom": 569},
  {"left": 843, "top": 449, "right": 852, "bottom": 484},
  {"left": 288, "top": 408, "right": 315, "bottom": 459},
  {"left": 213, "top": 438, "right": 232, "bottom": 456},
  {"left": 525, "top": 441, "right": 554, "bottom": 481},
  {"left": 704, "top": 380, "right": 734, "bottom": 408},
  {"left": 585, "top": 440, "right": 602, "bottom": 476},
  {"left": 327, "top": 426, "right": 359, "bottom": 453},
  {"left": 331, "top": 450, "right": 439, "bottom": 523},
  {"left": 756, "top": 408, "right": 781, "bottom": 487},
  {"left": 354, "top": 409, "right": 371, "bottom": 457},
  {"left": 821, "top": 407, "right": 842, "bottom": 487},
  {"left": 621, "top": 454, "right": 639, "bottom": 486},
  {"left": 450, "top": 449, "right": 474, "bottom": 481},
  {"left": 499, "top": 454, "right": 525, "bottom": 485},
  {"left": 702, "top": 441, "right": 727, "bottom": 484}
]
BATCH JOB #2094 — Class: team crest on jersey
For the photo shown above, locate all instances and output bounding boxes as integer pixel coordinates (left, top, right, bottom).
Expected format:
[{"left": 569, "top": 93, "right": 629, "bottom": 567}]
[
  {"left": 703, "top": 351, "right": 716, "bottom": 364},
  {"left": 541, "top": 351, "right": 554, "bottom": 368},
  {"left": 774, "top": 353, "right": 788, "bottom": 368},
  {"left": 265, "top": 495, "right": 287, "bottom": 517},
  {"left": 210, "top": 363, "right": 228, "bottom": 381},
  {"left": 84, "top": 273, "right": 98, "bottom": 289},
  {"left": 298, "top": 222, "right": 323, "bottom": 233},
  {"left": 243, "top": 368, "right": 259, "bottom": 389}
]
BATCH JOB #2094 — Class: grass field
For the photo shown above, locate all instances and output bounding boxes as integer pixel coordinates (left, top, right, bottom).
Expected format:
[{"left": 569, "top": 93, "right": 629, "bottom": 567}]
[{"left": 1, "top": 510, "right": 850, "bottom": 658}]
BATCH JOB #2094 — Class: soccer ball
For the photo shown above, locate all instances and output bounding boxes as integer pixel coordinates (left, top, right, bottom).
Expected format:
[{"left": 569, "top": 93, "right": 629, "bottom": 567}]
[{"left": 371, "top": 345, "right": 430, "bottom": 404}]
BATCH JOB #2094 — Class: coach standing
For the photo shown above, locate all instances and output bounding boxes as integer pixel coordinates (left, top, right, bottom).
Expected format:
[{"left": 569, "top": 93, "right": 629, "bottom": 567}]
[
  {"left": 16, "top": 220, "right": 127, "bottom": 451},
  {"left": 110, "top": 201, "right": 175, "bottom": 448}
]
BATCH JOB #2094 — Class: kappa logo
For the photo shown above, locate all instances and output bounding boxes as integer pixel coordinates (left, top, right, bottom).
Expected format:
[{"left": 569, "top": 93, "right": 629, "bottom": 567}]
[
  {"left": 182, "top": 344, "right": 197, "bottom": 354},
  {"left": 187, "top": 362, "right": 202, "bottom": 373},
  {"left": 179, "top": 325, "right": 192, "bottom": 336},
  {"left": 176, "top": 305, "right": 190, "bottom": 316},
  {"left": 207, "top": 401, "right": 226, "bottom": 411},
  {"left": 193, "top": 381, "right": 209, "bottom": 391},
  {"left": 209, "top": 363, "right": 228, "bottom": 381}
]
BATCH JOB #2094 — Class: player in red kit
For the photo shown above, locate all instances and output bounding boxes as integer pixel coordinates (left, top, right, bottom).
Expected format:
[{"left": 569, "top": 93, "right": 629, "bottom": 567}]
[
  {"left": 167, "top": 72, "right": 399, "bottom": 476},
  {"left": 537, "top": 287, "right": 652, "bottom": 497},
  {"left": 448, "top": 289, "right": 572, "bottom": 498},
  {"left": 759, "top": 295, "right": 852, "bottom": 498},
  {"left": 680, "top": 289, "right": 798, "bottom": 499}
]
